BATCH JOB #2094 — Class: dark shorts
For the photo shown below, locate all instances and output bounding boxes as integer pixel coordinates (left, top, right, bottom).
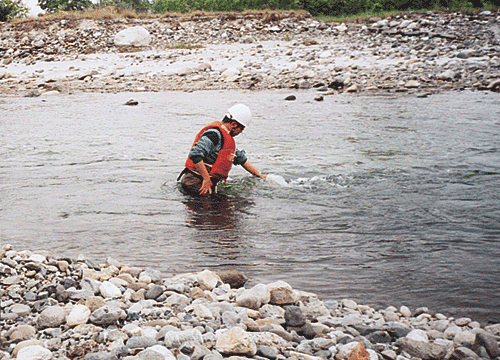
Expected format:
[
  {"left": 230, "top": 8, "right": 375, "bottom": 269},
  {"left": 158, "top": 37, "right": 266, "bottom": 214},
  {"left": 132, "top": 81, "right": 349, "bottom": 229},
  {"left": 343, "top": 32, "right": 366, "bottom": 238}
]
[{"left": 179, "top": 169, "right": 219, "bottom": 196}]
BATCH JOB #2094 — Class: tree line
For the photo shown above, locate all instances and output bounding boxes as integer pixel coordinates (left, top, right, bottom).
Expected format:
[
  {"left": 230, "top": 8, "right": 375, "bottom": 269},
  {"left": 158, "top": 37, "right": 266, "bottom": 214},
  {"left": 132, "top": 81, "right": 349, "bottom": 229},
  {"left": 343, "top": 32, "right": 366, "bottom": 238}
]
[{"left": 1, "top": 0, "right": 499, "bottom": 22}]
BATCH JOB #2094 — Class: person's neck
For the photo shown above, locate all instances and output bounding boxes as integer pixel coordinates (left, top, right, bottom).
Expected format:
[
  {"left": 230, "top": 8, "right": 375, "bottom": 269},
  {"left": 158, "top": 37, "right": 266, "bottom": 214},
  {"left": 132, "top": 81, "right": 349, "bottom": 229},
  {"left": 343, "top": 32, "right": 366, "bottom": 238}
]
[{"left": 221, "top": 124, "right": 230, "bottom": 133}]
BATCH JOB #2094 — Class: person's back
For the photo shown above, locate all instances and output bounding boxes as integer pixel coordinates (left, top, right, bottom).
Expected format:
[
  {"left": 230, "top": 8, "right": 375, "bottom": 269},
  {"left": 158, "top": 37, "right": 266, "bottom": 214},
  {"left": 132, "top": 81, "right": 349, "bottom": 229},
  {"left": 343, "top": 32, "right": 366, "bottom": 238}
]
[{"left": 178, "top": 104, "right": 267, "bottom": 196}]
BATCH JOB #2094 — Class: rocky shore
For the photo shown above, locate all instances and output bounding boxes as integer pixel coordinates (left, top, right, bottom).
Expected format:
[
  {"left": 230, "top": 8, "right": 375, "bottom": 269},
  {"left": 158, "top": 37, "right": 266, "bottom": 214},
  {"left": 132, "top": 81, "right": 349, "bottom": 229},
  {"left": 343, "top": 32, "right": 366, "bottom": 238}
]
[
  {"left": 1, "top": 245, "right": 500, "bottom": 360},
  {"left": 1, "top": 10, "right": 500, "bottom": 97}
]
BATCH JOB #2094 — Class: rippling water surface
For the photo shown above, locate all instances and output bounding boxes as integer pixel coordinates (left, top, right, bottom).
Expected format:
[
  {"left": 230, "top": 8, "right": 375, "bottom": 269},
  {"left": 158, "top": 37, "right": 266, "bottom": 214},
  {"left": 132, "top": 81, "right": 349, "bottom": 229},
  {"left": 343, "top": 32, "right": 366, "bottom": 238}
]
[{"left": 1, "top": 90, "right": 499, "bottom": 323}]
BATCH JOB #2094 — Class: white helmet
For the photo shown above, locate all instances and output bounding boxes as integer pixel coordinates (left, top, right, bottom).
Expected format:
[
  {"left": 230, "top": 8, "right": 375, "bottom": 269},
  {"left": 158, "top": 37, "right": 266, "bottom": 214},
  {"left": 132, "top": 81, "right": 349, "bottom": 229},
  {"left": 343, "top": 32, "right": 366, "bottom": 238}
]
[{"left": 227, "top": 104, "right": 252, "bottom": 128}]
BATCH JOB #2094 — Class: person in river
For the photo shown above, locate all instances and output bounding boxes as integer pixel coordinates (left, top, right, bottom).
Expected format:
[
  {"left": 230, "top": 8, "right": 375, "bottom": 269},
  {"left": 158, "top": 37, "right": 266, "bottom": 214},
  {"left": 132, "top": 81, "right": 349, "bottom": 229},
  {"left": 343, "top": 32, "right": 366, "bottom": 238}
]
[{"left": 178, "top": 104, "right": 267, "bottom": 196}]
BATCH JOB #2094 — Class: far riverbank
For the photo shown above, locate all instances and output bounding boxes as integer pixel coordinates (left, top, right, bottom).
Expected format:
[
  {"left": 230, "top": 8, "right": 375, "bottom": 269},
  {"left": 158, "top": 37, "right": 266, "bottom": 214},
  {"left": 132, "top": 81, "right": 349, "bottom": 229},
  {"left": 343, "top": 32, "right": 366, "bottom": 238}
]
[{"left": 1, "top": 10, "right": 499, "bottom": 97}]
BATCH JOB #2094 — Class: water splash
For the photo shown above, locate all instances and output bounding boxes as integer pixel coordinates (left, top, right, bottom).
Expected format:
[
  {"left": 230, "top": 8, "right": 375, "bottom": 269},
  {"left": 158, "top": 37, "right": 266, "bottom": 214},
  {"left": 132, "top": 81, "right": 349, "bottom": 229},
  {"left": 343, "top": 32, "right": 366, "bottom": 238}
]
[{"left": 265, "top": 174, "right": 290, "bottom": 187}]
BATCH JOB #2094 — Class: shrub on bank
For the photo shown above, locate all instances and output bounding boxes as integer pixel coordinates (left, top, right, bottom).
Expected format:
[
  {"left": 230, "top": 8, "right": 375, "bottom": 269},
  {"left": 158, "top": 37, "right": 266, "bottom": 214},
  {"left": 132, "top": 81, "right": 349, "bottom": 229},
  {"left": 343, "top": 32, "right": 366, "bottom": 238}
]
[
  {"left": 1, "top": 0, "right": 496, "bottom": 22},
  {"left": 0, "top": 0, "right": 27, "bottom": 21},
  {"left": 299, "top": 0, "right": 499, "bottom": 16},
  {"left": 38, "top": 0, "right": 92, "bottom": 13},
  {"left": 152, "top": 0, "right": 299, "bottom": 13}
]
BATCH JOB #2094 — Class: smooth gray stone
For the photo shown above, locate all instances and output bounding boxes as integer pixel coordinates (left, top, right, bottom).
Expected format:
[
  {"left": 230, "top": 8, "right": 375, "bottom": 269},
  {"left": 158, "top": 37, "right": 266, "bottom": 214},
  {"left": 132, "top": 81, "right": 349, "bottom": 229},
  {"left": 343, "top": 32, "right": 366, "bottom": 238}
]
[{"left": 126, "top": 336, "right": 157, "bottom": 350}]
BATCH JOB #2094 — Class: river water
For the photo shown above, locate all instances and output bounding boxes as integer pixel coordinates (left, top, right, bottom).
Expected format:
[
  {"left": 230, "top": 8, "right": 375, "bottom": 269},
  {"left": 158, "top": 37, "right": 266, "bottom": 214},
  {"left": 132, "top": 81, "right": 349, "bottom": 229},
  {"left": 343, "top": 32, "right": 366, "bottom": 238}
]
[{"left": 1, "top": 90, "right": 499, "bottom": 324}]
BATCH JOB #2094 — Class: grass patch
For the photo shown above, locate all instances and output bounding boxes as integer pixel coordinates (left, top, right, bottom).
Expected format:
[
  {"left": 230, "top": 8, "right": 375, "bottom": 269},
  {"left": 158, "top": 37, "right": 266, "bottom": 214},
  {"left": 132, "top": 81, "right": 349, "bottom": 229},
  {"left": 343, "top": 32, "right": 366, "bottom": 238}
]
[
  {"left": 319, "top": 6, "right": 500, "bottom": 23},
  {"left": 302, "top": 38, "right": 318, "bottom": 46},
  {"left": 117, "top": 45, "right": 149, "bottom": 52},
  {"left": 165, "top": 43, "right": 204, "bottom": 49}
]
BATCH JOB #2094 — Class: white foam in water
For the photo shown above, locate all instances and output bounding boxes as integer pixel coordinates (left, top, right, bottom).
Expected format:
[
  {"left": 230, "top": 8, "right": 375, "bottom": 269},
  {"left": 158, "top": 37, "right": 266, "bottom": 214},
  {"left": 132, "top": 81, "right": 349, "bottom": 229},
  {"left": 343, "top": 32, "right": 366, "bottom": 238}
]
[{"left": 265, "top": 174, "right": 290, "bottom": 187}]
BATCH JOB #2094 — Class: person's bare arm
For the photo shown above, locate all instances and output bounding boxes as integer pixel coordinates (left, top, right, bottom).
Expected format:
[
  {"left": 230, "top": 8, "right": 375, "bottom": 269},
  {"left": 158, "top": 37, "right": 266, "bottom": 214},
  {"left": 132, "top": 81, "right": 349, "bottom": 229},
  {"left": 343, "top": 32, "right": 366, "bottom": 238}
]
[
  {"left": 193, "top": 161, "right": 213, "bottom": 195},
  {"left": 242, "top": 160, "right": 267, "bottom": 179}
]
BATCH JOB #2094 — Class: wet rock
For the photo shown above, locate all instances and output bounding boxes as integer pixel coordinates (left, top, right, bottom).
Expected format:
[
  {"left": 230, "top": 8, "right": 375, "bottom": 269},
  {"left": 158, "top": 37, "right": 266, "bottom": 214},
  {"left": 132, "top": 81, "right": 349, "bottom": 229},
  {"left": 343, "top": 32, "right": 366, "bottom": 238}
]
[
  {"left": 215, "top": 270, "right": 248, "bottom": 288},
  {"left": 125, "top": 99, "right": 139, "bottom": 106}
]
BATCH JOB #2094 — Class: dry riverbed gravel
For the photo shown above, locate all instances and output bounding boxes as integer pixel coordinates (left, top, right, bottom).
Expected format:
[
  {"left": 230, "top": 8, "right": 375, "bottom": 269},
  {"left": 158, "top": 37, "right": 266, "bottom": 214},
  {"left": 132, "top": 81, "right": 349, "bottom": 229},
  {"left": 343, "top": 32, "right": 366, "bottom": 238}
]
[
  {"left": 1, "top": 245, "right": 500, "bottom": 360},
  {"left": 1, "top": 10, "right": 500, "bottom": 97}
]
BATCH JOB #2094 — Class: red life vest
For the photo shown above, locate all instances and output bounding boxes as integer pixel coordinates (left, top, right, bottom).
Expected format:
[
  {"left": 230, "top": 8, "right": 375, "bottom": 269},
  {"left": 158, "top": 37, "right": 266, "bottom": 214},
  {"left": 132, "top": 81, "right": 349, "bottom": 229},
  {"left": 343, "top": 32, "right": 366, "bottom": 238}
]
[{"left": 185, "top": 121, "right": 235, "bottom": 181}]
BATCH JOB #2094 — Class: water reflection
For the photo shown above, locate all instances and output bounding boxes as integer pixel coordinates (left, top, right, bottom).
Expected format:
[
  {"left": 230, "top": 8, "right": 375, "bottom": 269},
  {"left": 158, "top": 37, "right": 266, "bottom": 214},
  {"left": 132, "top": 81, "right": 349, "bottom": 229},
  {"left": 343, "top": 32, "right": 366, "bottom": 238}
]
[
  {"left": 181, "top": 190, "right": 254, "bottom": 261},
  {"left": 182, "top": 193, "right": 241, "bottom": 230}
]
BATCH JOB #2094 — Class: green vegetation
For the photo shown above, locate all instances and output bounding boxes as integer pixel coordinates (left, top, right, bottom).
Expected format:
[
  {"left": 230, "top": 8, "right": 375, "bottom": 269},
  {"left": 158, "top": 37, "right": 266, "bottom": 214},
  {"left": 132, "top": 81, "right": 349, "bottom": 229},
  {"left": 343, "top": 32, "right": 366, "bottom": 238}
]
[
  {"left": 300, "top": 0, "right": 499, "bottom": 17},
  {"left": 99, "top": 0, "right": 152, "bottom": 13},
  {"left": 0, "top": 0, "right": 27, "bottom": 21},
  {"left": 38, "top": 0, "right": 92, "bottom": 13},
  {"left": 152, "top": 0, "right": 299, "bottom": 14},
  {"left": 0, "top": 0, "right": 498, "bottom": 22}
]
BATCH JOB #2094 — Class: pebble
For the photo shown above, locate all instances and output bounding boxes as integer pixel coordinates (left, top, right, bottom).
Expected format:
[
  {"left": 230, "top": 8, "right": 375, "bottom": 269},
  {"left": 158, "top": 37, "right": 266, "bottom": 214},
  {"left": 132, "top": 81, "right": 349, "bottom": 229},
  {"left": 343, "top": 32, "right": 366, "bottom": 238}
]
[
  {"left": 0, "top": 10, "right": 499, "bottom": 96},
  {"left": 1, "top": 244, "right": 500, "bottom": 360}
]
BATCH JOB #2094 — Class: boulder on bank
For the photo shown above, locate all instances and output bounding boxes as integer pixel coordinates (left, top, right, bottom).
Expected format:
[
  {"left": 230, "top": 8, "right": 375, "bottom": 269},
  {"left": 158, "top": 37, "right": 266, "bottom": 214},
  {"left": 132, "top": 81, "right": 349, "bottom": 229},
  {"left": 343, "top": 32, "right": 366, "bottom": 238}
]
[{"left": 114, "top": 26, "right": 151, "bottom": 47}]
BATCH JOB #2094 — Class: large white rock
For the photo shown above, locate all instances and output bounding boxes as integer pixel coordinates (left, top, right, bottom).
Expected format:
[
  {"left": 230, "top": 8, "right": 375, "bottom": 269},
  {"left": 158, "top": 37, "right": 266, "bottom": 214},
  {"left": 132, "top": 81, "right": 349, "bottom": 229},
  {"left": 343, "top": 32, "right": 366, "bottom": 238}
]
[
  {"left": 299, "top": 298, "right": 330, "bottom": 319},
  {"left": 28, "top": 254, "right": 46, "bottom": 263},
  {"left": 147, "top": 345, "right": 176, "bottom": 360},
  {"left": 10, "top": 304, "right": 31, "bottom": 317},
  {"left": 66, "top": 304, "right": 91, "bottom": 326},
  {"left": 246, "top": 331, "right": 290, "bottom": 351},
  {"left": 196, "top": 269, "right": 220, "bottom": 290},
  {"left": 453, "top": 330, "right": 476, "bottom": 346},
  {"left": 267, "top": 281, "right": 298, "bottom": 305},
  {"left": 221, "top": 67, "right": 240, "bottom": 79},
  {"left": 16, "top": 345, "right": 52, "bottom": 360},
  {"left": 407, "top": 329, "right": 429, "bottom": 343},
  {"left": 114, "top": 26, "right": 151, "bottom": 47},
  {"left": 163, "top": 329, "right": 203, "bottom": 348},
  {"left": 215, "top": 327, "right": 257, "bottom": 356},
  {"left": 236, "top": 284, "right": 270, "bottom": 310},
  {"left": 192, "top": 303, "right": 214, "bottom": 319},
  {"left": 99, "top": 281, "right": 122, "bottom": 298}
]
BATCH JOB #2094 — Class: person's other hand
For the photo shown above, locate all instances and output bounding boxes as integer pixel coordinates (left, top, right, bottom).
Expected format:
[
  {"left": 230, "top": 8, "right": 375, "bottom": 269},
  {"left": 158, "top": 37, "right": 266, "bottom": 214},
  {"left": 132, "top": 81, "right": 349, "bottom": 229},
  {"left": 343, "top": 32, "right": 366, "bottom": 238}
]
[{"left": 199, "top": 178, "right": 213, "bottom": 195}]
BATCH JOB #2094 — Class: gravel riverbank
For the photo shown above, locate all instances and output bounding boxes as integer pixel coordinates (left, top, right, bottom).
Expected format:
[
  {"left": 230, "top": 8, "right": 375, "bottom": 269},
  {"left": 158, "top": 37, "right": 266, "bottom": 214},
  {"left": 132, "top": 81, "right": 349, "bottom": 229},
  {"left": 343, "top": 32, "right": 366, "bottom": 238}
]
[
  {"left": 1, "top": 245, "right": 500, "bottom": 360},
  {"left": 1, "top": 10, "right": 500, "bottom": 97}
]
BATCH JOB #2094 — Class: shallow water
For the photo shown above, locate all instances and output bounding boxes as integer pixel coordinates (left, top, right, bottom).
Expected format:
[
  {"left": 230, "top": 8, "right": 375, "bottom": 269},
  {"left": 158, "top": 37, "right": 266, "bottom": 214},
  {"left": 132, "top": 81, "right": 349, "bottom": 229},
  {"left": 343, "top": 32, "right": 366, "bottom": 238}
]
[{"left": 1, "top": 90, "right": 499, "bottom": 323}]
